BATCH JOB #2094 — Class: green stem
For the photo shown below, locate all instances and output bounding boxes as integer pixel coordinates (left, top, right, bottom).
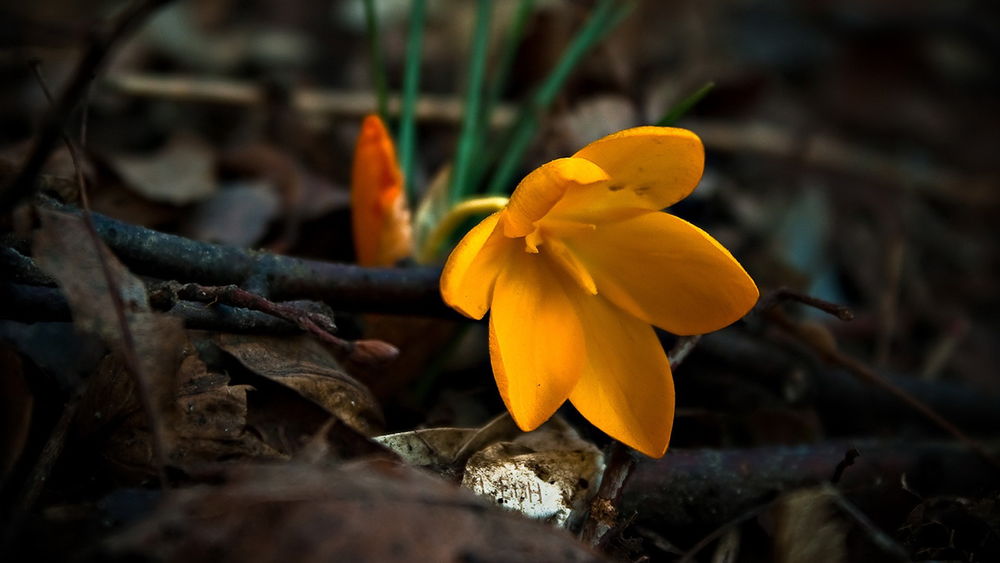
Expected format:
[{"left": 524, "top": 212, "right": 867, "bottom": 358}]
[
  {"left": 482, "top": 0, "right": 535, "bottom": 134},
  {"left": 398, "top": 0, "right": 426, "bottom": 201},
  {"left": 486, "top": 0, "right": 632, "bottom": 195},
  {"left": 418, "top": 196, "right": 509, "bottom": 263},
  {"left": 362, "top": 0, "right": 389, "bottom": 120},
  {"left": 656, "top": 81, "right": 715, "bottom": 127},
  {"left": 451, "top": 0, "right": 493, "bottom": 202}
]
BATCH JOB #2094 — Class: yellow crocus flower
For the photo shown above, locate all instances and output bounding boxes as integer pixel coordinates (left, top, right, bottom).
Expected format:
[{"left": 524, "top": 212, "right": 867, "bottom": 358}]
[{"left": 439, "top": 126, "right": 759, "bottom": 457}]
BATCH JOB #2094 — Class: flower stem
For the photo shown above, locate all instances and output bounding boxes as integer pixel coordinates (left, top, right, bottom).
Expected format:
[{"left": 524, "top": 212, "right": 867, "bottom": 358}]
[
  {"left": 655, "top": 81, "right": 716, "bottom": 127},
  {"left": 398, "top": 0, "right": 426, "bottom": 201},
  {"left": 418, "top": 196, "right": 509, "bottom": 263},
  {"left": 451, "top": 0, "right": 493, "bottom": 202}
]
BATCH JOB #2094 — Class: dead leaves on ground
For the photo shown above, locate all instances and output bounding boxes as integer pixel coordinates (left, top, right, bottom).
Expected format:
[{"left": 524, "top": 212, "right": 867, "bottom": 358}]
[
  {"left": 32, "top": 210, "right": 385, "bottom": 482},
  {"left": 107, "top": 460, "right": 605, "bottom": 563}
]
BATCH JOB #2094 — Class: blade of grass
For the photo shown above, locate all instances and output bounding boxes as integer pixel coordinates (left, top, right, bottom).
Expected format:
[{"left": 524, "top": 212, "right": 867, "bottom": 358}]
[
  {"left": 482, "top": 0, "right": 535, "bottom": 135},
  {"left": 398, "top": 0, "right": 426, "bottom": 201},
  {"left": 465, "top": 0, "right": 535, "bottom": 196},
  {"left": 450, "top": 0, "right": 493, "bottom": 202},
  {"left": 362, "top": 0, "right": 389, "bottom": 120},
  {"left": 486, "top": 0, "right": 633, "bottom": 195},
  {"left": 655, "top": 81, "right": 715, "bottom": 126}
]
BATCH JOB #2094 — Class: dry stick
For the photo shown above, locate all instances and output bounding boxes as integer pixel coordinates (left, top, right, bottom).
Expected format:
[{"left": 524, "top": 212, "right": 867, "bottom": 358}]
[
  {"left": 579, "top": 335, "right": 703, "bottom": 548},
  {"left": 29, "top": 198, "right": 450, "bottom": 316},
  {"left": 169, "top": 282, "right": 398, "bottom": 365},
  {"left": 0, "top": 0, "right": 172, "bottom": 214},
  {"left": 759, "top": 287, "right": 854, "bottom": 321},
  {"left": 103, "top": 73, "right": 516, "bottom": 128},
  {"left": 29, "top": 56, "right": 171, "bottom": 488},
  {"left": 828, "top": 488, "right": 910, "bottom": 561},
  {"left": 763, "top": 306, "right": 1000, "bottom": 472}
]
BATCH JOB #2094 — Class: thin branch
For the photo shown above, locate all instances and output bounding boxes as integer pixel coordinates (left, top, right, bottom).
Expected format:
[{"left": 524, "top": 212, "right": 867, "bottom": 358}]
[
  {"left": 579, "top": 335, "right": 704, "bottom": 547},
  {"left": 622, "top": 441, "right": 998, "bottom": 531},
  {"left": 759, "top": 286, "right": 854, "bottom": 321},
  {"left": 163, "top": 282, "right": 398, "bottom": 365},
  {"left": 103, "top": 73, "right": 516, "bottom": 128},
  {"left": 23, "top": 198, "right": 451, "bottom": 316},
  {"left": 764, "top": 307, "right": 1000, "bottom": 471}
]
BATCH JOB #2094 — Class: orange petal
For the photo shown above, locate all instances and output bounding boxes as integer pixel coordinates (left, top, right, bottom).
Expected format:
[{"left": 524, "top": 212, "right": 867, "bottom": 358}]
[
  {"left": 568, "top": 210, "right": 759, "bottom": 335},
  {"left": 553, "top": 127, "right": 704, "bottom": 220},
  {"left": 440, "top": 212, "right": 511, "bottom": 320},
  {"left": 489, "top": 252, "right": 585, "bottom": 430},
  {"left": 502, "top": 157, "right": 609, "bottom": 237},
  {"left": 351, "top": 114, "right": 411, "bottom": 266},
  {"left": 568, "top": 294, "right": 674, "bottom": 457}
]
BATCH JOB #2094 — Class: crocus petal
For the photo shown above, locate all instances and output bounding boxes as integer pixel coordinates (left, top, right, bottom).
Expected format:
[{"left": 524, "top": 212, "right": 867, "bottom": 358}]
[
  {"left": 555, "top": 127, "right": 703, "bottom": 219},
  {"left": 351, "top": 114, "right": 410, "bottom": 266},
  {"left": 489, "top": 253, "right": 585, "bottom": 430},
  {"left": 568, "top": 294, "right": 674, "bottom": 457},
  {"left": 503, "top": 157, "right": 609, "bottom": 237},
  {"left": 440, "top": 212, "right": 512, "bottom": 319},
  {"left": 568, "top": 210, "right": 759, "bottom": 335}
]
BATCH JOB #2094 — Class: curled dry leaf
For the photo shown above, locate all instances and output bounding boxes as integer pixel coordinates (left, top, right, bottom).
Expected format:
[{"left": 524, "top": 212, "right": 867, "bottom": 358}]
[
  {"left": 107, "top": 460, "right": 606, "bottom": 563},
  {"left": 215, "top": 333, "right": 384, "bottom": 436},
  {"left": 461, "top": 418, "right": 605, "bottom": 528},
  {"left": 376, "top": 415, "right": 605, "bottom": 528},
  {"left": 771, "top": 486, "right": 848, "bottom": 563},
  {"left": 77, "top": 347, "right": 284, "bottom": 481}
]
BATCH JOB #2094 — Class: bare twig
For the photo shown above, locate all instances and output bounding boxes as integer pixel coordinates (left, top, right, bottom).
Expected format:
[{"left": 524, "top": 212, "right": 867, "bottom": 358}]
[
  {"left": 22, "top": 198, "right": 451, "bottom": 316},
  {"left": 579, "top": 441, "right": 635, "bottom": 547},
  {"left": 765, "top": 307, "right": 1000, "bottom": 471},
  {"left": 669, "top": 335, "right": 702, "bottom": 369},
  {"left": 0, "top": 0, "right": 172, "bottom": 213},
  {"left": 828, "top": 487, "right": 910, "bottom": 561},
  {"left": 622, "top": 441, "right": 998, "bottom": 531},
  {"left": 830, "top": 448, "right": 860, "bottom": 485},
  {"left": 579, "top": 335, "right": 704, "bottom": 547},
  {"left": 758, "top": 287, "right": 854, "bottom": 321},
  {"left": 164, "top": 282, "right": 398, "bottom": 365},
  {"left": 103, "top": 73, "right": 516, "bottom": 128},
  {"left": 29, "top": 56, "right": 172, "bottom": 488}
]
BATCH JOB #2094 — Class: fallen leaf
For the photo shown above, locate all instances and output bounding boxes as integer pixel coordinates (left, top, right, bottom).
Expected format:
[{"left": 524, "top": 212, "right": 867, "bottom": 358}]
[
  {"left": 216, "top": 333, "right": 384, "bottom": 436},
  {"left": 77, "top": 347, "right": 284, "bottom": 482},
  {"left": 180, "top": 180, "right": 280, "bottom": 246},
  {"left": 34, "top": 209, "right": 187, "bottom": 456},
  {"left": 771, "top": 487, "right": 847, "bottom": 563},
  {"left": 376, "top": 415, "right": 605, "bottom": 528},
  {"left": 108, "top": 134, "right": 217, "bottom": 205},
  {"left": 107, "top": 460, "right": 606, "bottom": 562}
]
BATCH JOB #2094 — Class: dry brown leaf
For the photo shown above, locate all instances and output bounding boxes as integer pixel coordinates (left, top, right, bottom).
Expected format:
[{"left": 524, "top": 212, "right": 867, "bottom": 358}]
[
  {"left": 772, "top": 487, "right": 847, "bottom": 563},
  {"left": 179, "top": 180, "right": 280, "bottom": 246},
  {"left": 34, "top": 209, "right": 187, "bottom": 453},
  {"left": 107, "top": 134, "right": 217, "bottom": 205},
  {"left": 216, "top": 333, "right": 383, "bottom": 436},
  {"left": 108, "top": 460, "right": 606, "bottom": 563},
  {"left": 78, "top": 347, "right": 284, "bottom": 481}
]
